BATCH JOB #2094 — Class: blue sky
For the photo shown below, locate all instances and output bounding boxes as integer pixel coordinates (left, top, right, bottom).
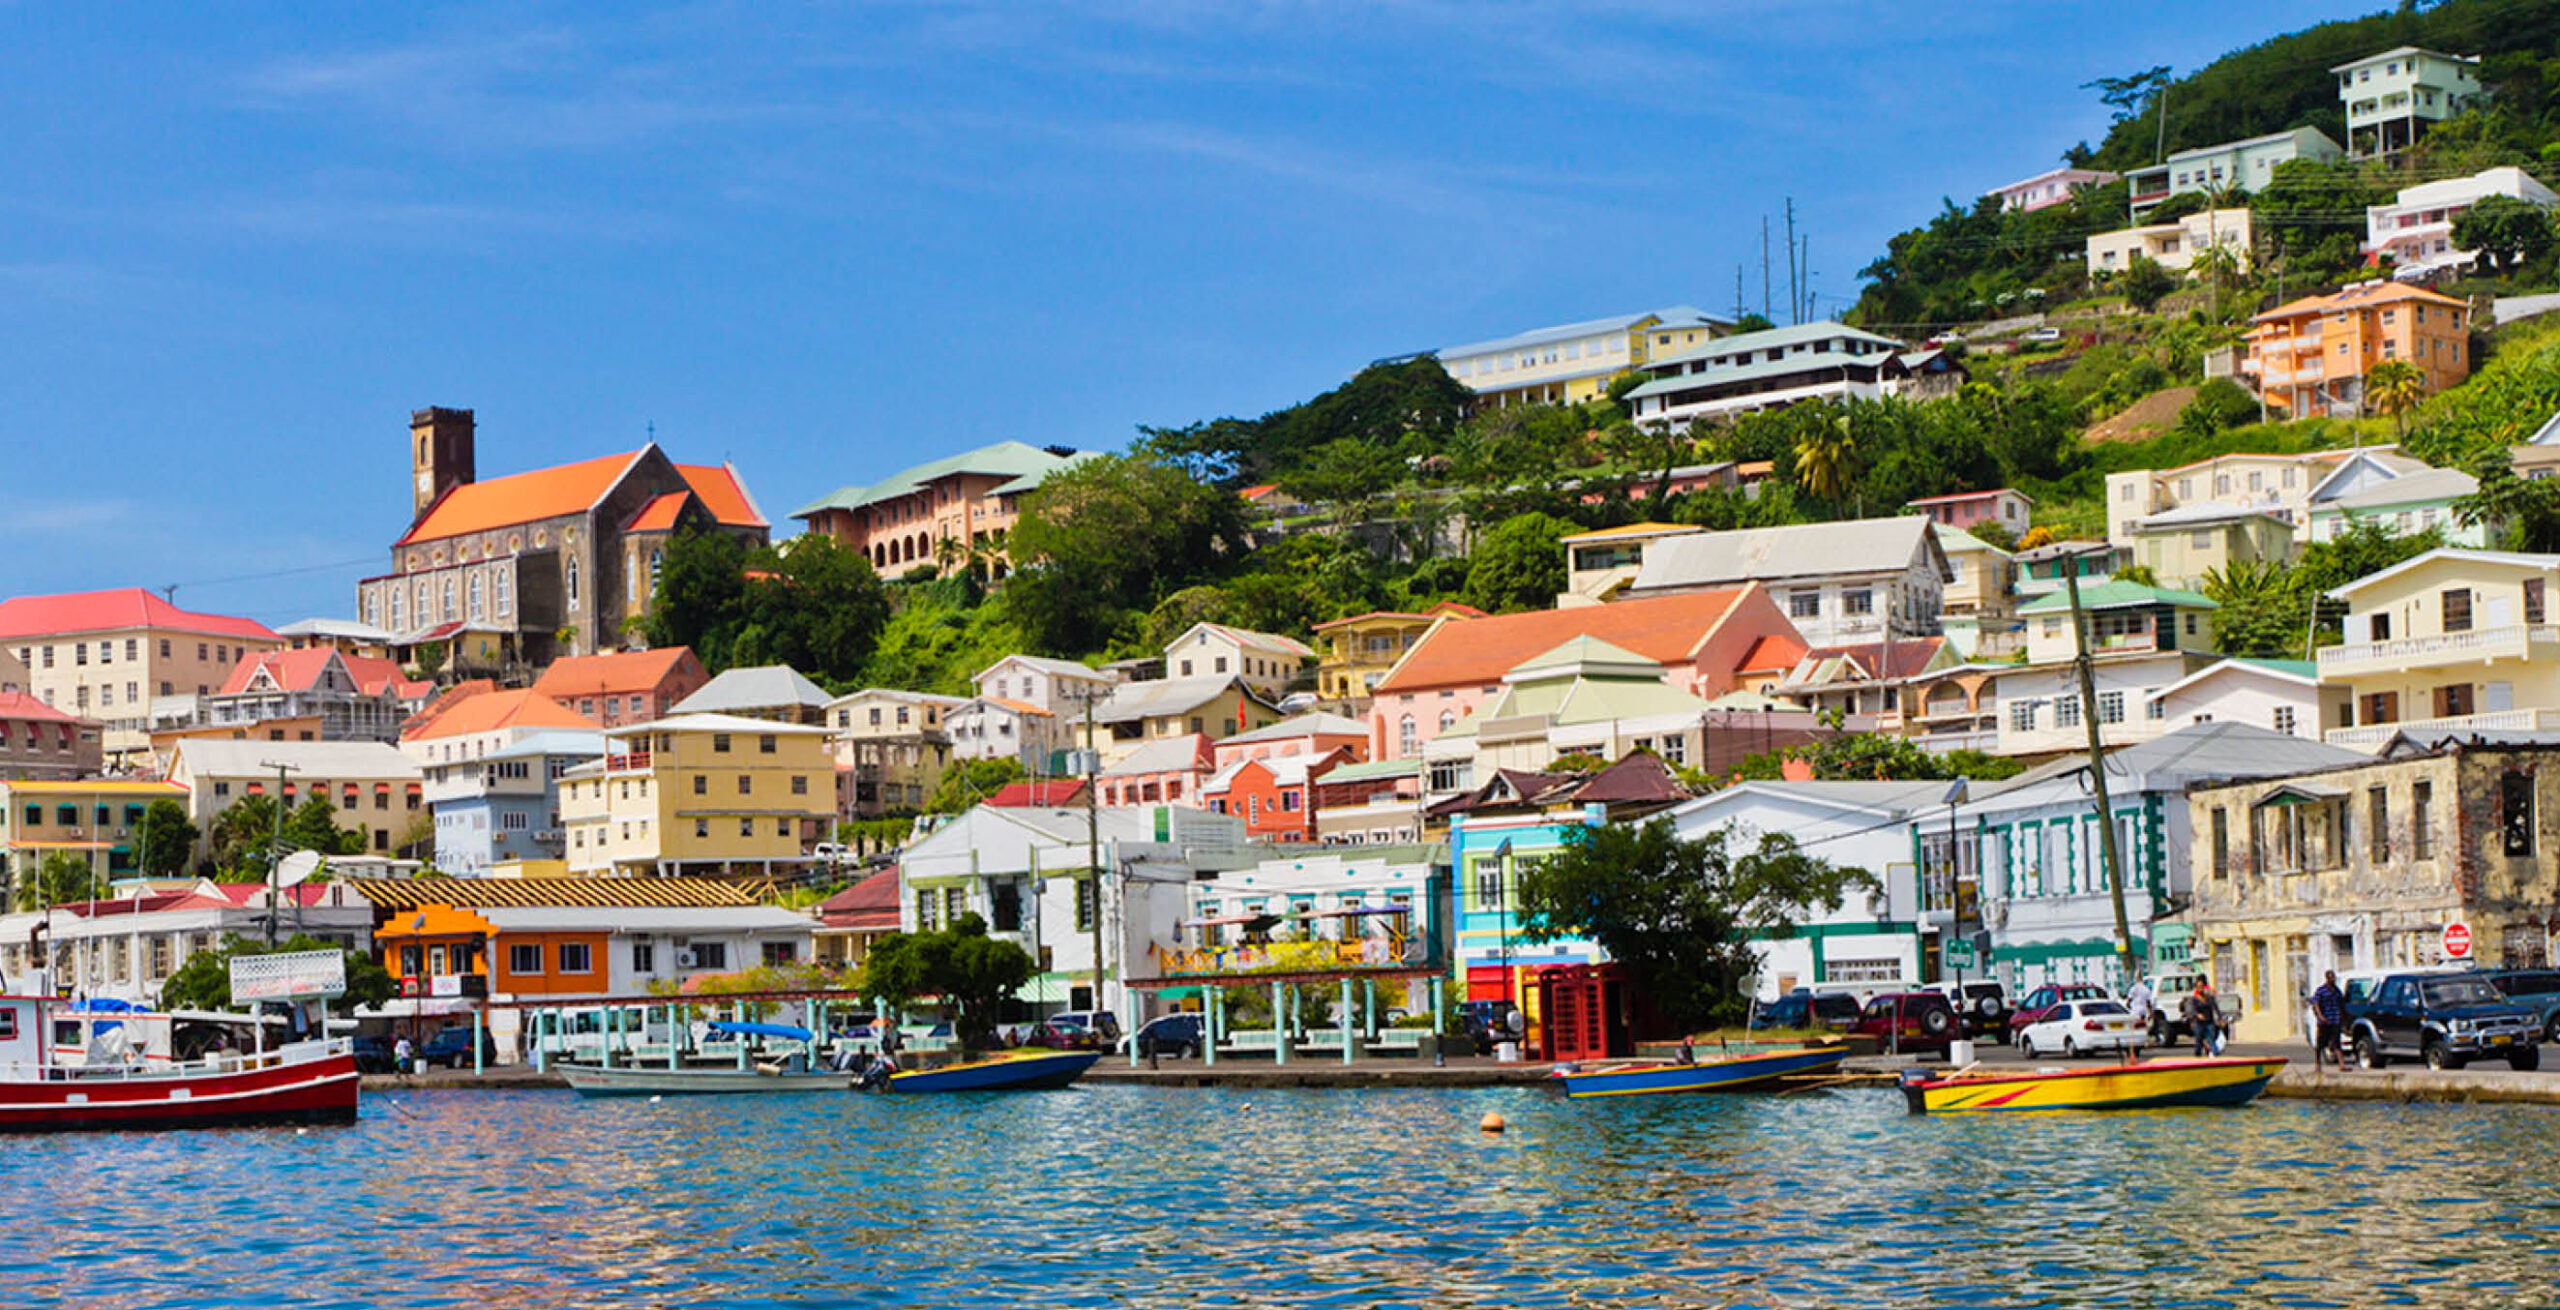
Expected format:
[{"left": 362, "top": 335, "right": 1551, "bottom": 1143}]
[{"left": 0, "top": 1, "right": 2374, "bottom": 624}]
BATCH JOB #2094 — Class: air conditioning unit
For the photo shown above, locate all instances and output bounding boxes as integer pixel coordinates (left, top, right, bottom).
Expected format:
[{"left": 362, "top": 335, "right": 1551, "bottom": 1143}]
[
  {"left": 675, "top": 949, "right": 700, "bottom": 970},
  {"left": 532, "top": 830, "right": 560, "bottom": 842}
]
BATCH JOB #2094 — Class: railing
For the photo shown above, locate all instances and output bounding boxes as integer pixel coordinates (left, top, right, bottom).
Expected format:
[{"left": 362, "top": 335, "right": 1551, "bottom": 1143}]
[
  {"left": 3, "top": 1037, "right": 350, "bottom": 1084},
  {"left": 605, "top": 751, "right": 653, "bottom": 771},
  {"left": 1155, "top": 938, "right": 1418, "bottom": 977},
  {"left": 2325, "top": 708, "right": 2560, "bottom": 748},
  {"left": 2317, "top": 623, "right": 2552, "bottom": 673}
]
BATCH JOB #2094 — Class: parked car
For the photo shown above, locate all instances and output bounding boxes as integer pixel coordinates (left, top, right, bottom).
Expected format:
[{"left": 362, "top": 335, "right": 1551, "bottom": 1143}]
[
  {"left": 1750, "top": 990, "right": 1863, "bottom": 1032},
  {"left": 1122, "top": 1013, "right": 1205, "bottom": 1059},
  {"left": 2024, "top": 327, "right": 2063, "bottom": 343},
  {"left": 810, "top": 842, "right": 848, "bottom": 865},
  {"left": 1921, "top": 980, "right": 2010, "bottom": 1037},
  {"left": 2007, "top": 983, "right": 2112, "bottom": 1045},
  {"left": 419, "top": 1026, "right": 497, "bottom": 1069},
  {"left": 2483, "top": 968, "right": 2560, "bottom": 1043},
  {"left": 2349, "top": 970, "right": 2541, "bottom": 1071},
  {"left": 1031, "top": 1011, "right": 1123, "bottom": 1051},
  {"left": 1851, "top": 992, "right": 1962, "bottom": 1054},
  {"left": 2019, "top": 1000, "right": 2141, "bottom": 1058},
  {"left": 1459, "top": 1000, "right": 1525, "bottom": 1055},
  {"left": 351, "top": 1034, "right": 395, "bottom": 1074}
]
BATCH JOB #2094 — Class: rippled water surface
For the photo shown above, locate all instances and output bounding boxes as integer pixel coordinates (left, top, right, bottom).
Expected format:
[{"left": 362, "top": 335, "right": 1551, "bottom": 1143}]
[{"left": 12, "top": 1084, "right": 2560, "bottom": 1308}]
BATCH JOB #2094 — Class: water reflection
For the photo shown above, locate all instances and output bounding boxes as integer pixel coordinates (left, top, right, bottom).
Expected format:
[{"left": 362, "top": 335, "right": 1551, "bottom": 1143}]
[{"left": 9, "top": 1086, "right": 2560, "bottom": 1307}]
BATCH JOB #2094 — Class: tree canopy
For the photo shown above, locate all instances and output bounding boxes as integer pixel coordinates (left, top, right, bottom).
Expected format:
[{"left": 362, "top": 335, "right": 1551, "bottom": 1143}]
[
  {"left": 1514, "top": 821, "right": 1875, "bottom": 1030},
  {"left": 644, "top": 529, "right": 891, "bottom": 687},
  {"left": 1463, "top": 512, "right": 1575, "bottom": 613},
  {"left": 1139, "top": 356, "right": 1472, "bottom": 488},
  {"left": 1004, "top": 453, "right": 1253, "bottom": 654},
  {"left": 859, "top": 912, "right": 1037, "bottom": 1051}
]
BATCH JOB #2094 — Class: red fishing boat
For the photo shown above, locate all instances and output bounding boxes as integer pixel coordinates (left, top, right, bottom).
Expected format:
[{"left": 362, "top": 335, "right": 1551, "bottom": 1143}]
[{"left": 0, "top": 993, "right": 360, "bottom": 1133}]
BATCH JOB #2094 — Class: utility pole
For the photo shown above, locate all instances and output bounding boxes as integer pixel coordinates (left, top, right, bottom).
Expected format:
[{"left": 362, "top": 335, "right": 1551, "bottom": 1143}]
[
  {"left": 2061, "top": 558, "right": 2136, "bottom": 981},
  {"left": 1079, "top": 692, "right": 1104, "bottom": 1014},
  {"left": 1761, "top": 215, "right": 1773, "bottom": 320},
  {"left": 261, "top": 761, "right": 299, "bottom": 947},
  {"left": 1735, "top": 265, "right": 1747, "bottom": 324},
  {"left": 1800, "top": 234, "right": 1813, "bottom": 324},
  {"left": 1785, "top": 199, "right": 1799, "bottom": 325}
]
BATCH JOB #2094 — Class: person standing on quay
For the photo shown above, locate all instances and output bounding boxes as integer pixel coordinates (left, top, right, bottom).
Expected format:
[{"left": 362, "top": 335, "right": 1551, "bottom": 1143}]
[
  {"left": 2126, "top": 971, "right": 2156, "bottom": 1046},
  {"left": 2311, "top": 970, "right": 2348, "bottom": 1071}
]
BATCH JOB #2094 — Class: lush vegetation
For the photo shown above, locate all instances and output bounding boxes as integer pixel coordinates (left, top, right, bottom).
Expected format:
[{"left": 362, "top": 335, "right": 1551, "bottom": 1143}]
[
  {"left": 1738, "top": 732, "right": 2026, "bottom": 784},
  {"left": 2202, "top": 522, "right": 2446, "bottom": 658},
  {"left": 644, "top": 530, "right": 891, "bottom": 687}
]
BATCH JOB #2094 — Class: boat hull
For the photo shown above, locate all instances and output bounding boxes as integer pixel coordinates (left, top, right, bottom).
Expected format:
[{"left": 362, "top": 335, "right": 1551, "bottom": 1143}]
[
  {"left": 1556, "top": 1044, "right": 1850, "bottom": 1099},
  {"left": 1904, "top": 1057, "right": 2286, "bottom": 1114},
  {"left": 560, "top": 1064, "right": 852, "bottom": 1097},
  {"left": 887, "top": 1049, "right": 1101, "bottom": 1092},
  {"left": 0, "top": 1051, "right": 360, "bottom": 1133}
]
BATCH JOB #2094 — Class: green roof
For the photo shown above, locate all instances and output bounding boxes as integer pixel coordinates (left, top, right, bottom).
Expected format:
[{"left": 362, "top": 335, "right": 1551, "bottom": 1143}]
[
  {"left": 2230, "top": 657, "right": 2316, "bottom": 679},
  {"left": 1320, "top": 758, "right": 1419, "bottom": 783},
  {"left": 2018, "top": 580, "right": 2219, "bottom": 615},
  {"left": 791, "top": 441, "right": 1095, "bottom": 519}
]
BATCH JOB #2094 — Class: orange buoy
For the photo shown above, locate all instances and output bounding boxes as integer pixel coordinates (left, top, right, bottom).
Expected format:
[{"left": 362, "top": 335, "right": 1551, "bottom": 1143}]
[{"left": 1480, "top": 1111, "right": 1506, "bottom": 1134}]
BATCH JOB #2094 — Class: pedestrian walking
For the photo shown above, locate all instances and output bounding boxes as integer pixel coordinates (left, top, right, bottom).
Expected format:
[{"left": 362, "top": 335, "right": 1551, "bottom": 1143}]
[
  {"left": 394, "top": 1035, "right": 414, "bottom": 1076},
  {"left": 2311, "top": 970, "right": 2348, "bottom": 1070},
  {"left": 2187, "top": 979, "right": 2220, "bottom": 1058},
  {"left": 2126, "top": 972, "right": 2156, "bottom": 1046}
]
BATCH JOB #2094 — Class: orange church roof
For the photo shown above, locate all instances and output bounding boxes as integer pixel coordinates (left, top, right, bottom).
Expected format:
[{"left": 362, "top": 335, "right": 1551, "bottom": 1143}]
[
  {"left": 397, "top": 450, "right": 765, "bottom": 546},
  {"left": 625, "top": 492, "right": 693, "bottom": 533}
]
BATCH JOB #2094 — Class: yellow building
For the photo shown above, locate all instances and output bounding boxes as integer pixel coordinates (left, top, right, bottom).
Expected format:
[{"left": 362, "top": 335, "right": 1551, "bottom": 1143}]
[
  {"left": 1436, "top": 306, "right": 1729, "bottom": 409},
  {"left": 2124, "top": 505, "right": 2297, "bottom": 590},
  {"left": 561, "top": 712, "right": 835, "bottom": 876},
  {"left": 0, "top": 588, "right": 284, "bottom": 764},
  {"left": 1555, "top": 523, "right": 1698, "bottom": 605},
  {"left": 1311, "top": 603, "right": 1485, "bottom": 708},
  {"left": 2318, "top": 548, "right": 2560, "bottom": 747},
  {"left": 0, "top": 778, "right": 190, "bottom": 898}
]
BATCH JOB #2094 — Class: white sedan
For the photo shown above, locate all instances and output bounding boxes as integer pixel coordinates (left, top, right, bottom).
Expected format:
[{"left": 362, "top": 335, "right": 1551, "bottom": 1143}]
[{"left": 2018, "top": 1000, "right": 2143, "bottom": 1058}]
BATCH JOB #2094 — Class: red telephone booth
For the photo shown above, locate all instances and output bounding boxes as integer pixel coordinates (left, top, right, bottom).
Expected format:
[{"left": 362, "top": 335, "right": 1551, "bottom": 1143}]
[{"left": 1537, "top": 963, "right": 1635, "bottom": 1062}]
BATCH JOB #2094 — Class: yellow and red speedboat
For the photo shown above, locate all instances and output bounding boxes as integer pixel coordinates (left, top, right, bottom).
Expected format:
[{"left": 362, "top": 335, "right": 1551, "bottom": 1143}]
[{"left": 1900, "top": 1055, "right": 2285, "bottom": 1114}]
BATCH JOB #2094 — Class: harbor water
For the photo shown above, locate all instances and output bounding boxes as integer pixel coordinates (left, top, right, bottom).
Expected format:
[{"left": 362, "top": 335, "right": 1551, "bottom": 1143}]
[{"left": 13, "top": 1084, "right": 2560, "bottom": 1308}]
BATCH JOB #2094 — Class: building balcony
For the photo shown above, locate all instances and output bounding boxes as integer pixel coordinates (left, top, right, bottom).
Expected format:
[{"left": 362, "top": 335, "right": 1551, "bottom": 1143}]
[
  {"left": 2316, "top": 623, "right": 2560, "bottom": 680},
  {"left": 2325, "top": 707, "right": 2560, "bottom": 748}
]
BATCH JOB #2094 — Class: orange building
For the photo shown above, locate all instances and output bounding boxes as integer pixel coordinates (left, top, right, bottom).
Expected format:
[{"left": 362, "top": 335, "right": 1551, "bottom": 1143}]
[
  {"left": 791, "top": 441, "right": 1092, "bottom": 579},
  {"left": 2244, "top": 282, "right": 2470, "bottom": 420},
  {"left": 530, "top": 647, "right": 711, "bottom": 727}
]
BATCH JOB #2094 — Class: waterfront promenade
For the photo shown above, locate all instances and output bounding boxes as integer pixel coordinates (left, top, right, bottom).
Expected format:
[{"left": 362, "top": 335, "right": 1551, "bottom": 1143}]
[{"left": 363, "top": 1038, "right": 2560, "bottom": 1103}]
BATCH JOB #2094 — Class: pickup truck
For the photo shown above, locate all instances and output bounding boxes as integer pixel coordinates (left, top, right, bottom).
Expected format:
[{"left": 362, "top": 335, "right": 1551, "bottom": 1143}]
[{"left": 2348, "top": 970, "right": 2542, "bottom": 1071}]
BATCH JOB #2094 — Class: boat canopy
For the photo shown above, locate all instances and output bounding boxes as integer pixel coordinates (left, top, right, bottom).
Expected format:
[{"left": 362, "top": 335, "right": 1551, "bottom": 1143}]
[{"left": 707, "top": 1020, "right": 814, "bottom": 1042}]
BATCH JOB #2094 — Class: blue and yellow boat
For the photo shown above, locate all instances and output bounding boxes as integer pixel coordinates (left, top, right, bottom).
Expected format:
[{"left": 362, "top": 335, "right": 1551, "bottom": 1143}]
[
  {"left": 1553, "top": 1043, "right": 1850, "bottom": 1099},
  {"left": 885, "top": 1048, "right": 1101, "bottom": 1093},
  {"left": 1901, "top": 1055, "right": 2286, "bottom": 1114}
]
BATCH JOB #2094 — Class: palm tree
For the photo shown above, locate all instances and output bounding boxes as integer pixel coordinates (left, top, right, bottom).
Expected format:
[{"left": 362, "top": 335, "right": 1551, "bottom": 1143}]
[
  {"left": 2366, "top": 358, "right": 2426, "bottom": 441},
  {"left": 1794, "top": 413, "right": 1858, "bottom": 504}
]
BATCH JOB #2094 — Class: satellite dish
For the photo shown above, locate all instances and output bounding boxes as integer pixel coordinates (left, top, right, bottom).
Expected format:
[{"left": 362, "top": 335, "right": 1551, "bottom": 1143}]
[{"left": 275, "top": 850, "right": 324, "bottom": 889}]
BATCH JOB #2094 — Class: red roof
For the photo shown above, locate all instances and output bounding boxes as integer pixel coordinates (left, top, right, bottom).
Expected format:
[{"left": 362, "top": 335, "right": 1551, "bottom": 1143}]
[
  {"left": 1790, "top": 638, "right": 1949, "bottom": 683},
  {"left": 404, "top": 688, "right": 597, "bottom": 740},
  {"left": 676, "top": 464, "right": 767, "bottom": 528},
  {"left": 1737, "top": 634, "right": 1810, "bottom": 676},
  {"left": 397, "top": 451, "right": 764, "bottom": 546},
  {"left": 0, "top": 588, "right": 278, "bottom": 643},
  {"left": 0, "top": 691, "right": 86, "bottom": 725},
  {"left": 218, "top": 647, "right": 423, "bottom": 699},
  {"left": 1375, "top": 589, "right": 1759, "bottom": 694},
  {"left": 625, "top": 491, "right": 694, "bottom": 533},
  {"left": 531, "top": 648, "right": 703, "bottom": 699},
  {"left": 986, "top": 780, "right": 1089, "bottom": 807},
  {"left": 819, "top": 868, "right": 903, "bottom": 931}
]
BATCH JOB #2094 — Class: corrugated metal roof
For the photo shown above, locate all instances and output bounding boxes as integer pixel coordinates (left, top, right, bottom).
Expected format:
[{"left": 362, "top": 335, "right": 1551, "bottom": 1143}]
[{"left": 348, "top": 876, "right": 758, "bottom": 909}]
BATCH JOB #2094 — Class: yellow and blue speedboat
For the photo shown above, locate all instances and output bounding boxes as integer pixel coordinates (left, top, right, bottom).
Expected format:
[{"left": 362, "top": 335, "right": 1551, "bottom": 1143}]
[
  {"left": 1553, "top": 1043, "right": 1850, "bottom": 1099},
  {"left": 1901, "top": 1055, "right": 2285, "bottom": 1114}
]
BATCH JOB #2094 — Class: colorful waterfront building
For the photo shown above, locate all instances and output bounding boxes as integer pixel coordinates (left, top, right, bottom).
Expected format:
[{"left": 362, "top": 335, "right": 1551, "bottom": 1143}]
[
  {"left": 1436, "top": 754, "right": 1691, "bottom": 1059},
  {"left": 557, "top": 713, "right": 835, "bottom": 877}
]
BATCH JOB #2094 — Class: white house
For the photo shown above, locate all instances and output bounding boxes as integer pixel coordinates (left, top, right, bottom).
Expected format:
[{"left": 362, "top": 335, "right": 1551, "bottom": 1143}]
[
  {"left": 1667, "top": 780, "right": 1949, "bottom": 1000},
  {"left": 2367, "top": 166, "right": 2558, "bottom": 278},
  {"left": 1622, "top": 322, "right": 1908, "bottom": 428},
  {"left": 973, "top": 654, "right": 1115, "bottom": 718},
  {"left": 1626, "top": 516, "right": 1948, "bottom": 648},
  {"left": 1161, "top": 622, "right": 1314, "bottom": 703},
  {"left": 945, "top": 696, "right": 1068, "bottom": 769},
  {"left": 2147, "top": 658, "right": 2350, "bottom": 742}
]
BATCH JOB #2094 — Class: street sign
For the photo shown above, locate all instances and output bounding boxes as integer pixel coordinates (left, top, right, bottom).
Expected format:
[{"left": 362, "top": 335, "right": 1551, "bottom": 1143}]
[
  {"left": 1945, "top": 938, "right": 1978, "bottom": 969},
  {"left": 2443, "top": 921, "right": 2474, "bottom": 960}
]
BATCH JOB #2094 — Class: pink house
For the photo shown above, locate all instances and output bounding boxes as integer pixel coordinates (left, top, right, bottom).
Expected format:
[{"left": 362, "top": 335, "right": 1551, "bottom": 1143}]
[
  {"left": 1098, "top": 733, "right": 1214, "bottom": 809},
  {"left": 1987, "top": 167, "right": 2119, "bottom": 213},
  {"left": 1905, "top": 488, "right": 2034, "bottom": 533},
  {"left": 1365, "top": 584, "right": 1805, "bottom": 760},
  {"left": 1211, "top": 711, "right": 1368, "bottom": 768}
]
